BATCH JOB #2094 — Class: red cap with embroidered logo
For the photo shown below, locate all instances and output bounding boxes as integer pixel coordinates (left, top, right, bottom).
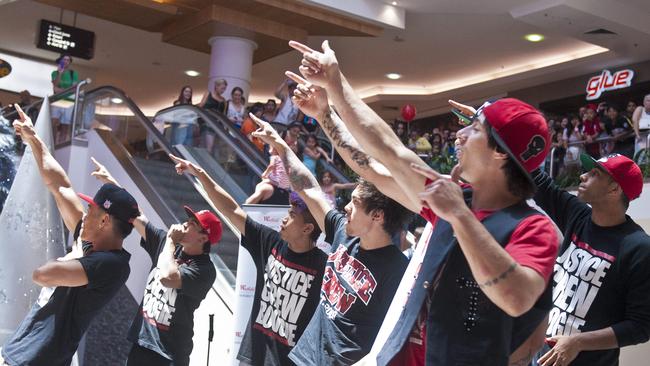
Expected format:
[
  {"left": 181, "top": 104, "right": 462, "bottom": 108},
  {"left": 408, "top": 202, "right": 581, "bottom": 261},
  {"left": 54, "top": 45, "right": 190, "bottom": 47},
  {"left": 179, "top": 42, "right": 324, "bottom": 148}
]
[
  {"left": 580, "top": 153, "right": 643, "bottom": 200},
  {"left": 184, "top": 206, "right": 222, "bottom": 245},
  {"left": 482, "top": 98, "right": 550, "bottom": 183}
]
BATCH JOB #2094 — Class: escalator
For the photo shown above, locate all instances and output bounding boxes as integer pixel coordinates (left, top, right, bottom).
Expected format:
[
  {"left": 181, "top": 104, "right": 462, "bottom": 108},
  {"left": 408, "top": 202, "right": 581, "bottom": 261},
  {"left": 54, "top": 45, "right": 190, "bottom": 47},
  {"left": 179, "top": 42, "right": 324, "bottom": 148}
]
[{"left": 74, "top": 85, "right": 267, "bottom": 283}]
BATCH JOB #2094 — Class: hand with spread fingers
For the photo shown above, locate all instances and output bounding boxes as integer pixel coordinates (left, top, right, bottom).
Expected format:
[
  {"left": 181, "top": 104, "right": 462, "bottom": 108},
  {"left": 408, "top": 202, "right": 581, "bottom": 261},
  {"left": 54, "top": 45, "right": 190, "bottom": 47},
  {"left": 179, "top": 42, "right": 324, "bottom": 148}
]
[
  {"left": 538, "top": 336, "right": 582, "bottom": 366},
  {"left": 249, "top": 113, "right": 286, "bottom": 148},
  {"left": 12, "top": 104, "right": 36, "bottom": 142},
  {"left": 285, "top": 70, "right": 329, "bottom": 120},
  {"left": 168, "top": 154, "right": 200, "bottom": 177},
  {"left": 410, "top": 163, "right": 468, "bottom": 222},
  {"left": 90, "top": 157, "right": 120, "bottom": 186},
  {"left": 289, "top": 40, "right": 340, "bottom": 89}
]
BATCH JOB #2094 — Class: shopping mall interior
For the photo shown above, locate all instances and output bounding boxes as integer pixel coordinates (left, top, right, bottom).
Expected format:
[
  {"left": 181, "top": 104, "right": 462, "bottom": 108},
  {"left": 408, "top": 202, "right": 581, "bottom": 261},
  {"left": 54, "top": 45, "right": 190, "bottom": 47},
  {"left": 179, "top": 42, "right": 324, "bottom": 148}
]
[{"left": 0, "top": 0, "right": 649, "bottom": 365}]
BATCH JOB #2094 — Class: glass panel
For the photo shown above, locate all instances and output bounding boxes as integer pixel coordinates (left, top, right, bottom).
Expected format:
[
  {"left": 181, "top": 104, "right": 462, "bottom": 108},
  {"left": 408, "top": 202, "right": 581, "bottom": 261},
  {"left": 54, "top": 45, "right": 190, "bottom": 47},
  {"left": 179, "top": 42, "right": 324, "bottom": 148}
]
[{"left": 75, "top": 88, "right": 249, "bottom": 284}]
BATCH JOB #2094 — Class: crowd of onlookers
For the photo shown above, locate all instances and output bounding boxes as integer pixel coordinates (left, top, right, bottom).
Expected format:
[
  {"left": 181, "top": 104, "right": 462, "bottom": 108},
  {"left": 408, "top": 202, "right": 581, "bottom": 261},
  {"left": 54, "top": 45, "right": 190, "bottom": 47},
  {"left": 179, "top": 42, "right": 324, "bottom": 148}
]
[
  {"left": 541, "top": 95, "right": 650, "bottom": 179},
  {"left": 169, "top": 78, "right": 346, "bottom": 200}
]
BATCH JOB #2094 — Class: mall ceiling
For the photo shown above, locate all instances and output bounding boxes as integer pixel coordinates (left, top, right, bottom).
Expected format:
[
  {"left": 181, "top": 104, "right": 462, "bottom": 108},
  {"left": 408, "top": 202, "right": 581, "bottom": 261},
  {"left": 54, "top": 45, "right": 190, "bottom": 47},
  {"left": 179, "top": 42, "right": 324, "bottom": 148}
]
[{"left": 0, "top": 0, "right": 649, "bottom": 118}]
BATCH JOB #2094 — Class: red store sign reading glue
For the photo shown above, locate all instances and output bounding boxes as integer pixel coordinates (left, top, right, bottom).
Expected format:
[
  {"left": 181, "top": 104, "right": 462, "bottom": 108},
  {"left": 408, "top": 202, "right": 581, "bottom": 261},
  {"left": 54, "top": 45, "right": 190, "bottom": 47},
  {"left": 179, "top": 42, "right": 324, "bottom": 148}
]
[{"left": 586, "top": 69, "right": 634, "bottom": 100}]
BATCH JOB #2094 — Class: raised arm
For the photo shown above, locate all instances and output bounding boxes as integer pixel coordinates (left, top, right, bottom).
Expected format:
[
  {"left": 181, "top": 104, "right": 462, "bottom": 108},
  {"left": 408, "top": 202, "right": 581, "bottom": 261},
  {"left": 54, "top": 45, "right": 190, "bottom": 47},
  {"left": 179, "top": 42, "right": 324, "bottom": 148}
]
[
  {"left": 13, "top": 104, "right": 83, "bottom": 232},
  {"left": 169, "top": 154, "right": 247, "bottom": 235},
  {"left": 286, "top": 71, "right": 420, "bottom": 212},
  {"left": 250, "top": 114, "right": 330, "bottom": 232},
  {"left": 289, "top": 41, "right": 428, "bottom": 206},
  {"left": 198, "top": 92, "right": 209, "bottom": 108},
  {"left": 274, "top": 79, "right": 289, "bottom": 100}
]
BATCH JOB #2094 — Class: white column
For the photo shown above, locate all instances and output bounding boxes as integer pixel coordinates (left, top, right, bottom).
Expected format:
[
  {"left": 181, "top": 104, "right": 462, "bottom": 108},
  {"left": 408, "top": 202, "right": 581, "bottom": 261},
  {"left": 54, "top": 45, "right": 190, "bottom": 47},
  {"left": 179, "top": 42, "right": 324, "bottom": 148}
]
[{"left": 208, "top": 36, "right": 257, "bottom": 101}]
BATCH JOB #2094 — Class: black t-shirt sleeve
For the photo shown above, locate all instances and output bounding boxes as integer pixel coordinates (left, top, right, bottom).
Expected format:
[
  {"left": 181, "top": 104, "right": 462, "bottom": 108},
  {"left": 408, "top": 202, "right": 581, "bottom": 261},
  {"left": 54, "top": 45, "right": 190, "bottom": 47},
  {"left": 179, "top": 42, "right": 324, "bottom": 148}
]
[
  {"left": 611, "top": 237, "right": 650, "bottom": 347},
  {"left": 78, "top": 251, "right": 127, "bottom": 290},
  {"left": 140, "top": 222, "right": 167, "bottom": 261},
  {"left": 532, "top": 169, "right": 589, "bottom": 232},
  {"left": 179, "top": 262, "right": 216, "bottom": 299},
  {"left": 241, "top": 217, "right": 281, "bottom": 261},
  {"left": 324, "top": 209, "right": 346, "bottom": 245}
]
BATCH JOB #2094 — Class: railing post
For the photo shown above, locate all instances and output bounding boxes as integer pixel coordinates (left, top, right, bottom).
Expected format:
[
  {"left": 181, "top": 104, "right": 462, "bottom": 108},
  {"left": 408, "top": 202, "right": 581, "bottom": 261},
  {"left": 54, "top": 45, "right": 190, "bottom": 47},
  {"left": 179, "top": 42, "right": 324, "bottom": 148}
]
[
  {"left": 549, "top": 147, "right": 556, "bottom": 178},
  {"left": 70, "top": 78, "right": 92, "bottom": 140}
]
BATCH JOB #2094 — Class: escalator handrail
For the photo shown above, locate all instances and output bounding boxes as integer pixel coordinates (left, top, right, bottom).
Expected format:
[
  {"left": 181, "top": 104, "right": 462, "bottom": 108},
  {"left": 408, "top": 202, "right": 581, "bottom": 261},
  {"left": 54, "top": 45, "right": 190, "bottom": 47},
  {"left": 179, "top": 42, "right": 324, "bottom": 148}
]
[
  {"left": 153, "top": 104, "right": 265, "bottom": 176},
  {"left": 81, "top": 86, "right": 245, "bottom": 238},
  {"left": 79, "top": 86, "right": 238, "bottom": 311},
  {"left": 200, "top": 107, "right": 269, "bottom": 167},
  {"left": 1, "top": 82, "right": 87, "bottom": 120}
]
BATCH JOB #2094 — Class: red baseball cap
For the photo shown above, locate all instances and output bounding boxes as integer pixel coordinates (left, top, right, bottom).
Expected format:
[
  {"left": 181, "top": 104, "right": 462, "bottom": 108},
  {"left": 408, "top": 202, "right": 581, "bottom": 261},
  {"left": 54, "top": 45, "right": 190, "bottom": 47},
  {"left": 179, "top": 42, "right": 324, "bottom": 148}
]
[
  {"left": 184, "top": 206, "right": 222, "bottom": 245},
  {"left": 479, "top": 98, "right": 550, "bottom": 184},
  {"left": 580, "top": 154, "right": 643, "bottom": 200}
]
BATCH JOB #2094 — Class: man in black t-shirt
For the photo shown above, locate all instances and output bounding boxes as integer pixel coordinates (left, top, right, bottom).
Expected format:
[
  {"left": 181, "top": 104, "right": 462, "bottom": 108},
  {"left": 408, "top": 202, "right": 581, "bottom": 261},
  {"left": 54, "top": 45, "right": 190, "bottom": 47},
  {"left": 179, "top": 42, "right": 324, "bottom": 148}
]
[
  {"left": 249, "top": 115, "right": 411, "bottom": 365},
  {"left": 88, "top": 159, "right": 221, "bottom": 366},
  {"left": 167, "top": 154, "right": 326, "bottom": 365},
  {"left": 532, "top": 154, "right": 650, "bottom": 366},
  {"left": 602, "top": 106, "right": 635, "bottom": 158},
  {"left": 2, "top": 105, "right": 138, "bottom": 366}
]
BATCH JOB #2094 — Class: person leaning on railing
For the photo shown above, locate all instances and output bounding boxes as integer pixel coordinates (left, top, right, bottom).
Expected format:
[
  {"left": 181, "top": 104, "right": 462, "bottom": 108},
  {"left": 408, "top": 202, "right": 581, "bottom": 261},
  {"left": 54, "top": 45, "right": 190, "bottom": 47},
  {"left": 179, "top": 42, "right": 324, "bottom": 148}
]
[{"left": 632, "top": 93, "right": 650, "bottom": 163}]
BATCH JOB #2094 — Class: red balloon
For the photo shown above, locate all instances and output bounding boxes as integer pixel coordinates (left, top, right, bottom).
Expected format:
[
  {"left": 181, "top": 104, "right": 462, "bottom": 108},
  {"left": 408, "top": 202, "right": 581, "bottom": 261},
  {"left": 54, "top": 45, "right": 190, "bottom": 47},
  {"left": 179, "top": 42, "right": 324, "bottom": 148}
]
[{"left": 401, "top": 104, "right": 417, "bottom": 122}]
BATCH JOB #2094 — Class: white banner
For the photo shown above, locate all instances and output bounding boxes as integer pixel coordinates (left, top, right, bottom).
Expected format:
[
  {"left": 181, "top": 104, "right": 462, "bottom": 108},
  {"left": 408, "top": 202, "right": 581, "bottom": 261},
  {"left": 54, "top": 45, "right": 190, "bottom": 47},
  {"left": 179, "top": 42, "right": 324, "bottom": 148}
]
[
  {"left": 0, "top": 99, "right": 66, "bottom": 343},
  {"left": 230, "top": 204, "right": 289, "bottom": 365}
]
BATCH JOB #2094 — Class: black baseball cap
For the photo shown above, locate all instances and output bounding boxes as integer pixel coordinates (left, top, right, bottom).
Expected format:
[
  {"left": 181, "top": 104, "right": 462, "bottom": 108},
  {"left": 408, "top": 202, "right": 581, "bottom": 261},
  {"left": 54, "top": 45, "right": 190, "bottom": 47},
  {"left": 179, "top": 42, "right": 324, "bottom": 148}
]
[{"left": 78, "top": 183, "right": 140, "bottom": 224}]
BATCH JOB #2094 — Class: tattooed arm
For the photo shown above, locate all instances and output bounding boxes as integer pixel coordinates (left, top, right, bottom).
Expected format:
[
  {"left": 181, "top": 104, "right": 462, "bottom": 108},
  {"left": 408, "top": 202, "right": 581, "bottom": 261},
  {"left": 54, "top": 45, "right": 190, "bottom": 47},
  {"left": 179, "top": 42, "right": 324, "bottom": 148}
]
[
  {"left": 285, "top": 71, "right": 420, "bottom": 212},
  {"left": 251, "top": 115, "right": 331, "bottom": 232},
  {"left": 318, "top": 107, "right": 419, "bottom": 212}
]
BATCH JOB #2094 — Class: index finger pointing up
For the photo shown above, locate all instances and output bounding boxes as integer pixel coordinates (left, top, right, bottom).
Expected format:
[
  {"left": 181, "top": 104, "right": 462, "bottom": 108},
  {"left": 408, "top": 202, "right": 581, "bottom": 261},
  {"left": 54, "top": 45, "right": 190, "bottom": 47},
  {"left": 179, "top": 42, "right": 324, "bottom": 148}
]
[
  {"left": 168, "top": 153, "right": 184, "bottom": 163},
  {"left": 285, "top": 71, "right": 308, "bottom": 86},
  {"left": 289, "top": 40, "right": 315, "bottom": 55},
  {"left": 14, "top": 104, "right": 27, "bottom": 122},
  {"left": 249, "top": 112, "right": 267, "bottom": 127},
  {"left": 90, "top": 156, "right": 102, "bottom": 168},
  {"left": 410, "top": 163, "right": 444, "bottom": 182}
]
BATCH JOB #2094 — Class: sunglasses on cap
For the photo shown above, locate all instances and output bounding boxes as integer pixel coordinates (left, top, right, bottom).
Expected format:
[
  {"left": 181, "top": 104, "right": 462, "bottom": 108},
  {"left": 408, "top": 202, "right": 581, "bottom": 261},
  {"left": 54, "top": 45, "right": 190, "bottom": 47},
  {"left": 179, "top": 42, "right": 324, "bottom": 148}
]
[{"left": 451, "top": 101, "right": 493, "bottom": 126}]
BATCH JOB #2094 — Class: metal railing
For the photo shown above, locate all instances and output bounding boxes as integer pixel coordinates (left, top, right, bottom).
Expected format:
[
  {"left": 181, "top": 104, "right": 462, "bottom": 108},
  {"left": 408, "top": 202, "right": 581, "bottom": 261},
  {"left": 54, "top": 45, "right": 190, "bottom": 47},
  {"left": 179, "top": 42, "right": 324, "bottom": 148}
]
[
  {"left": 78, "top": 86, "right": 237, "bottom": 312},
  {"left": 548, "top": 131, "right": 647, "bottom": 178}
]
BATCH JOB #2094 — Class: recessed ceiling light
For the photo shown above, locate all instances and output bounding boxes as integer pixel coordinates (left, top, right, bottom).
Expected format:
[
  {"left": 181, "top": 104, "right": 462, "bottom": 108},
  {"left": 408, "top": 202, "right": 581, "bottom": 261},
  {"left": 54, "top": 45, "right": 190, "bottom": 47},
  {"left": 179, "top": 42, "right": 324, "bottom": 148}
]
[
  {"left": 386, "top": 73, "right": 402, "bottom": 80},
  {"left": 111, "top": 97, "right": 123, "bottom": 104},
  {"left": 185, "top": 70, "right": 200, "bottom": 77},
  {"left": 524, "top": 34, "right": 545, "bottom": 42},
  {"left": 391, "top": 1, "right": 397, "bottom": 5}
]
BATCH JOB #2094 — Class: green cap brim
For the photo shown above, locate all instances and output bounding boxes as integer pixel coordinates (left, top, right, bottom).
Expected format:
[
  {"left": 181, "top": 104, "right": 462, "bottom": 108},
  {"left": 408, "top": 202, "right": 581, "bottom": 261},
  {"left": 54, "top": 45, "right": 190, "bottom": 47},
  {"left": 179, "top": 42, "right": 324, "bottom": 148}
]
[{"left": 580, "top": 153, "right": 602, "bottom": 172}]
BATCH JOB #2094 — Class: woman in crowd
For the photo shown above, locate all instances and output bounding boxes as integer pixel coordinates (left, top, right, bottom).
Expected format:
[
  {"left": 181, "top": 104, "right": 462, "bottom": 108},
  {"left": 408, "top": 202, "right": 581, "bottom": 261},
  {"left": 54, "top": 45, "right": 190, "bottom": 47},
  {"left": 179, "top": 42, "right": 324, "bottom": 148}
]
[
  {"left": 582, "top": 105, "right": 603, "bottom": 158},
  {"left": 51, "top": 54, "right": 78, "bottom": 143},
  {"left": 632, "top": 94, "right": 650, "bottom": 163},
  {"left": 319, "top": 170, "right": 356, "bottom": 209},
  {"left": 198, "top": 78, "right": 228, "bottom": 152},
  {"left": 226, "top": 87, "right": 246, "bottom": 128},
  {"left": 562, "top": 114, "right": 584, "bottom": 173},
  {"left": 302, "top": 133, "right": 331, "bottom": 177},
  {"left": 261, "top": 99, "right": 277, "bottom": 122},
  {"left": 170, "top": 85, "right": 195, "bottom": 145},
  {"left": 394, "top": 121, "right": 408, "bottom": 145}
]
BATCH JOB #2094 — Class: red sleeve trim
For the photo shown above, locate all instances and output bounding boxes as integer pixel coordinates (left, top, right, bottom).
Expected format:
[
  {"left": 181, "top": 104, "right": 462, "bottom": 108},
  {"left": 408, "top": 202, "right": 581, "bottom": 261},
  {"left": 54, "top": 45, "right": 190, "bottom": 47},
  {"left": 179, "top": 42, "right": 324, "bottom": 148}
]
[{"left": 505, "top": 214, "right": 559, "bottom": 284}]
